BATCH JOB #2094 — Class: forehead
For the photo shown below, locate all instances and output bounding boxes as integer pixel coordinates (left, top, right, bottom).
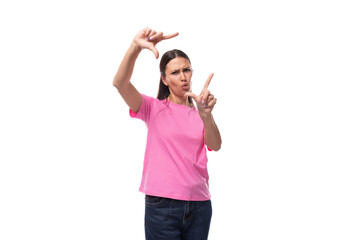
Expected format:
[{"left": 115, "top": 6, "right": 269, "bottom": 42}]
[{"left": 166, "top": 57, "right": 191, "bottom": 70}]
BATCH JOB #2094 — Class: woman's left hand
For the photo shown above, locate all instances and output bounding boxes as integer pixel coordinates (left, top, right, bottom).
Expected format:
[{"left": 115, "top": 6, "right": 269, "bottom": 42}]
[{"left": 185, "top": 73, "right": 217, "bottom": 118}]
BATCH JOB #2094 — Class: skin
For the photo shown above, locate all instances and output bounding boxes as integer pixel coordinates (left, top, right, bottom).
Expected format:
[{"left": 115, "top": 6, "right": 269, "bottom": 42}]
[{"left": 113, "top": 27, "right": 222, "bottom": 151}]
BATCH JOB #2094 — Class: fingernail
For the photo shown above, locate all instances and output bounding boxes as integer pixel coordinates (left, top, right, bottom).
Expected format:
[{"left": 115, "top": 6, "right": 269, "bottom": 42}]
[
  {"left": 149, "top": 36, "right": 153, "bottom": 40},
  {"left": 202, "top": 99, "right": 205, "bottom": 104}
]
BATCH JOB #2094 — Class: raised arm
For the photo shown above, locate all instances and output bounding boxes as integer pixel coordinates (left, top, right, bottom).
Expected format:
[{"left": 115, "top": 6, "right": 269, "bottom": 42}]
[
  {"left": 185, "top": 74, "right": 222, "bottom": 151},
  {"left": 113, "top": 27, "right": 179, "bottom": 113}
]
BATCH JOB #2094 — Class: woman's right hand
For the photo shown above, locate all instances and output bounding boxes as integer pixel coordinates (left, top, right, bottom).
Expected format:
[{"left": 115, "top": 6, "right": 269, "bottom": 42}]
[{"left": 133, "top": 27, "right": 179, "bottom": 59}]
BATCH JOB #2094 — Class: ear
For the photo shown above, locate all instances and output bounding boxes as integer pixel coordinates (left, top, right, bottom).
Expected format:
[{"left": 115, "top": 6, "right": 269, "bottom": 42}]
[{"left": 161, "top": 76, "right": 169, "bottom": 86}]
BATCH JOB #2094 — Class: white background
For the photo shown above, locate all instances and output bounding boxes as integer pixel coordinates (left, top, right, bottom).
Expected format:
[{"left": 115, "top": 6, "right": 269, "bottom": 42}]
[{"left": 1, "top": 0, "right": 359, "bottom": 239}]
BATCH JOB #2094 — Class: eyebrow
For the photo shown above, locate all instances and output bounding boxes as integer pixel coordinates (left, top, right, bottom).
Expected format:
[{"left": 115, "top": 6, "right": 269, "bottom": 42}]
[{"left": 170, "top": 66, "right": 192, "bottom": 72}]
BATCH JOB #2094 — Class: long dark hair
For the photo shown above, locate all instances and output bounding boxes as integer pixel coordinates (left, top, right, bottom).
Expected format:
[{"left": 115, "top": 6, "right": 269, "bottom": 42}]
[{"left": 157, "top": 49, "right": 192, "bottom": 105}]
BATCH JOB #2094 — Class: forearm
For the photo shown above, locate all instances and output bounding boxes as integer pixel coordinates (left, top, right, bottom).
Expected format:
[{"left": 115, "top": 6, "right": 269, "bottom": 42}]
[
  {"left": 202, "top": 114, "right": 222, "bottom": 151},
  {"left": 113, "top": 41, "right": 141, "bottom": 90},
  {"left": 113, "top": 41, "right": 143, "bottom": 112}
]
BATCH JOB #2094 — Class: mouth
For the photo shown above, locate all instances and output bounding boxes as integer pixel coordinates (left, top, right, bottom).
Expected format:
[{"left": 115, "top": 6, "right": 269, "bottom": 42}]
[{"left": 182, "top": 83, "right": 190, "bottom": 90}]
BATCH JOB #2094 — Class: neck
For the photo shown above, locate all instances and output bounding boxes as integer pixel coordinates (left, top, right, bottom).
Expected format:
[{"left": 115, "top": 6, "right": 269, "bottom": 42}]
[{"left": 168, "top": 94, "right": 191, "bottom": 107}]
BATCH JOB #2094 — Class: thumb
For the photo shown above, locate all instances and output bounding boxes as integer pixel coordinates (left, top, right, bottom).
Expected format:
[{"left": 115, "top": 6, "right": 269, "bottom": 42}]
[
  {"left": 184, "top": 91, "right": 197, "bottom": 99},
  {"left": 148, "top": 46, "right": 159, "bottom": 59}
]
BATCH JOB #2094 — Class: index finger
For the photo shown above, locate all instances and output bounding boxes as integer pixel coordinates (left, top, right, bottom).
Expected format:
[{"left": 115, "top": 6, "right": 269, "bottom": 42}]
[
  {"left": 202, "top": 73, "right": 214, "bottom": 93},
  {"left": 162, "top": 32, "right": 179, "bottom": 40}
]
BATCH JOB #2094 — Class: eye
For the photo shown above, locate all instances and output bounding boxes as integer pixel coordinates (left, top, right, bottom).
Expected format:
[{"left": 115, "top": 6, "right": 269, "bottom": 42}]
[
  {"left": 184, "top": 68, "right": 191, "bottom": 72},
  {"left": 171, "top": 70, "right": 179, "bottom": 75}
]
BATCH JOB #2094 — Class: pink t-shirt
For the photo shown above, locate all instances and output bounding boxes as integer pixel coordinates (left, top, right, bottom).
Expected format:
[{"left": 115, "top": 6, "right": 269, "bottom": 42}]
[{"left": 129, "top": 94, "right": 211, "bottom": 201}]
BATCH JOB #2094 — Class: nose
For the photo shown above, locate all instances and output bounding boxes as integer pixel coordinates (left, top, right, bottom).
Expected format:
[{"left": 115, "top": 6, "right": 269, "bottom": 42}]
[{"left": 180, "top": 71, "right": 187, "bottom": 82}]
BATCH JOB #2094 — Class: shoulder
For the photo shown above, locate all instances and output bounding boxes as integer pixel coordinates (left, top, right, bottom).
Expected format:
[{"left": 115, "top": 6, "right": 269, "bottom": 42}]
[{"left": 141, "top": 94, "right": 167, "bottom": 106}]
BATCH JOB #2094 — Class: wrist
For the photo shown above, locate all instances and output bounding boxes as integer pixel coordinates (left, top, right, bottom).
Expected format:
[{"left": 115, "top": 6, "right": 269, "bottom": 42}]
[
  {"left": 200, "top": 112, "right": 213, "bottom": 122},
  {"left": 130, "top": 40, "right": 142, "bottom": 53}
]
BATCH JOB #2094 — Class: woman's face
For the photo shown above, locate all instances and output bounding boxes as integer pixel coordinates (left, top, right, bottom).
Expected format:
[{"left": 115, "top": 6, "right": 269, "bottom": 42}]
[{"left": 162, "top": 57, "right": 192, "bottom": 97}]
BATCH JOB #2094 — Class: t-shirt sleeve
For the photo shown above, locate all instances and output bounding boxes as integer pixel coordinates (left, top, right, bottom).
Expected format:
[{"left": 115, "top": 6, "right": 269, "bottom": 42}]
[{"left": 129, "top": 94, "right": 154, "bottom": 123}]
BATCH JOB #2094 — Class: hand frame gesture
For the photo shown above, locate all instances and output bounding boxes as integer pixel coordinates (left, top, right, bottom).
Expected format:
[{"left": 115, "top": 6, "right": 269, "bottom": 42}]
[
  {"left": 133, "top": 27, "right": 179, "bottom": 59},
  {"left": 185, "top": 73, "right": 217, "bottom": 116}
]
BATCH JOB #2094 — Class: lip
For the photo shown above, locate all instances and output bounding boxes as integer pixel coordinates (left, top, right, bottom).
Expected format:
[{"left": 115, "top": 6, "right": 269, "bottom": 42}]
[{"left": 182, "top": 83, "right": 190, "bottom": 89}]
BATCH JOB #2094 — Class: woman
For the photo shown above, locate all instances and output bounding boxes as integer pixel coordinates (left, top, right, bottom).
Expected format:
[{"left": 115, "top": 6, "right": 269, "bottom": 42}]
[{"left": 113, "top": 27, "right": 222, "bottom": 240}]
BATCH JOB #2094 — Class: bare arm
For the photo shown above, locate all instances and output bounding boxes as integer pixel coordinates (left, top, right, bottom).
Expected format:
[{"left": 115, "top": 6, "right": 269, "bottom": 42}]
[
  {"left": 201, "top": 114, "right": 222, "bottom": 151},
  {"left": 113, "top": 41, "right": 142, "bottom": 113},
  {"left": 113, "top": 27, "right": 179, "bottom": 113},
  {"left": 185, "top": 74, "right": 222, "bottom": 151}
]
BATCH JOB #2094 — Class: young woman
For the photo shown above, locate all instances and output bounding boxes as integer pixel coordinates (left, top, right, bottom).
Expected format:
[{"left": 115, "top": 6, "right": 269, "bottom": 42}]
[{"left": 113, "top": 27, "right": 222, "bottom": 240}]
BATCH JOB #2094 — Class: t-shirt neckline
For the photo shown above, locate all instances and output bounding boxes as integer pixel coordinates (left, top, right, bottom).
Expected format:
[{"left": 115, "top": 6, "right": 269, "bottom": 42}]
[{"left": 164, "top": 98, "right": 195, "bottom": 110}]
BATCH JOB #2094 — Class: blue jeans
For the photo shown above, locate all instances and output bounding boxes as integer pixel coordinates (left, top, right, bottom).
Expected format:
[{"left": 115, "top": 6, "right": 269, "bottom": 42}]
[{"left": 144, "top": 195, "right": 212, "bottom": 240}]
